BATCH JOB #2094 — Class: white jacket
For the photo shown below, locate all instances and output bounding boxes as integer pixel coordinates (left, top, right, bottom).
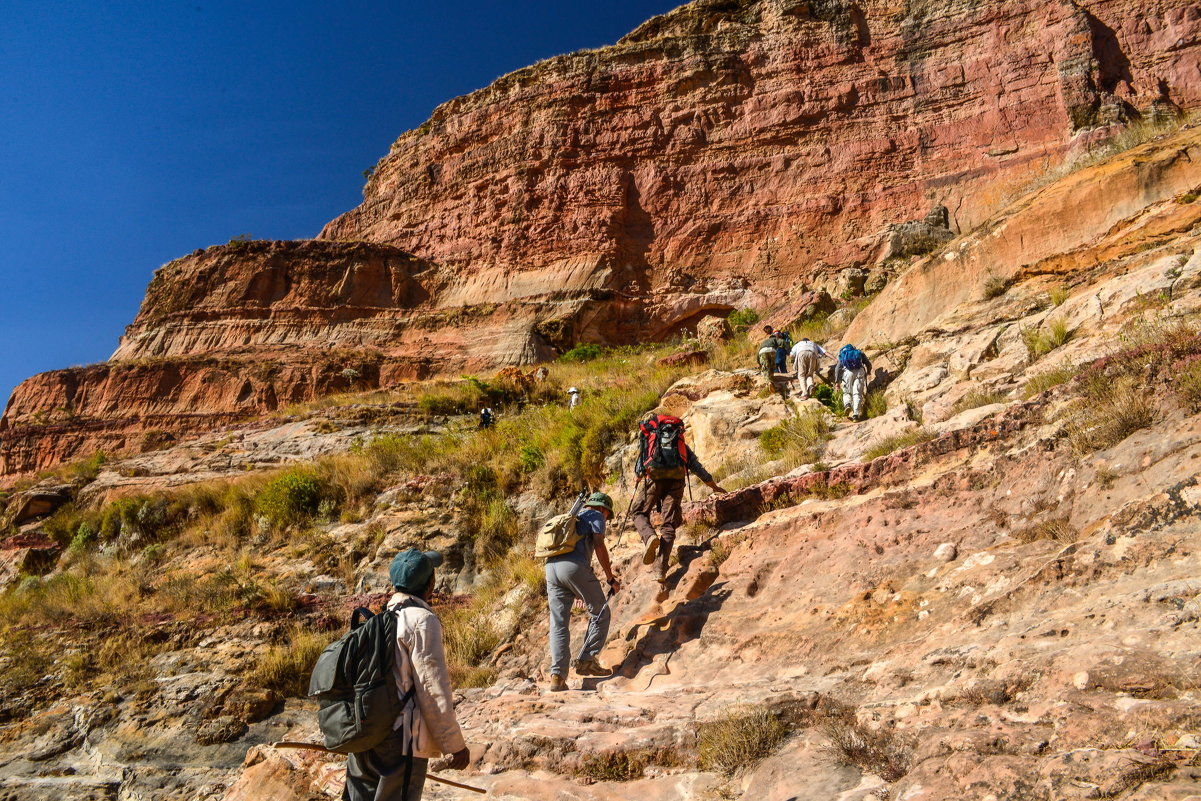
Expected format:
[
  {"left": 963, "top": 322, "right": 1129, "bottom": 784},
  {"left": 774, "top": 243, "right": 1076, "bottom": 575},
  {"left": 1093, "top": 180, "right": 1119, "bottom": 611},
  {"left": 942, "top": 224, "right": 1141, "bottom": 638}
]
[{"left": 386, "top": 592, "right": 467, "bottom": 759}]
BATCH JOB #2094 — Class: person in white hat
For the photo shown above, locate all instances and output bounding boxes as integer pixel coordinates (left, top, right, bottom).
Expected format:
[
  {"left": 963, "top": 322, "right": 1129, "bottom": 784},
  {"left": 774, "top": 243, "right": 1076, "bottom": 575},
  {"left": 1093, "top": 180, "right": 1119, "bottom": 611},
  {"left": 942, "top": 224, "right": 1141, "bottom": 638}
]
[{"left": 567, "top": 387, "right": 580, "bottom": 410}]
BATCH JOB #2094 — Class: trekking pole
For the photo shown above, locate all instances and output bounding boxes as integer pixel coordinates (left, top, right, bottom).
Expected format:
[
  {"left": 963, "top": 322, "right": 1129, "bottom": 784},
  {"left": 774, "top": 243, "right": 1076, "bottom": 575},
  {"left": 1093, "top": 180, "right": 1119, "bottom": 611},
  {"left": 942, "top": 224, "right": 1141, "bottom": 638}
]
[
  {"left": 270, "top": 742, "right": 487, "bottom": 794},
  {"left": 686, "top": 472, "right": 693, "bottom": 503},
  {"left": 612, "top": 476, "right": 641, "bottom": 539}
]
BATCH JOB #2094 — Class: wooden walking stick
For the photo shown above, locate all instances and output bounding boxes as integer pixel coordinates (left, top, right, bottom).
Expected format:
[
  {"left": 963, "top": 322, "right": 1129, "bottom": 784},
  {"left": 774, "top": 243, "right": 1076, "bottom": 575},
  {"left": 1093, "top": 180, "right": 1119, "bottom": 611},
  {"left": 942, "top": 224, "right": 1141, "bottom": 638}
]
[{"left": 270, "top": 742, "right": 487, "bottom": 794}]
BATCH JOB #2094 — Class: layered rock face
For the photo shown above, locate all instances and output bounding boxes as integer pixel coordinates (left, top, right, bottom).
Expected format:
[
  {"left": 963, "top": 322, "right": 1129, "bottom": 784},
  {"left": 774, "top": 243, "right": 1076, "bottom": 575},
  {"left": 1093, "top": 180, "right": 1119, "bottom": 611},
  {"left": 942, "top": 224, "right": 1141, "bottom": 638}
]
[
  {"left": 3, "top": 0, "right": 1200, "bottom": 476},
  {"left": 323, "top": 0, "right": 1200, "bottom": 291}
]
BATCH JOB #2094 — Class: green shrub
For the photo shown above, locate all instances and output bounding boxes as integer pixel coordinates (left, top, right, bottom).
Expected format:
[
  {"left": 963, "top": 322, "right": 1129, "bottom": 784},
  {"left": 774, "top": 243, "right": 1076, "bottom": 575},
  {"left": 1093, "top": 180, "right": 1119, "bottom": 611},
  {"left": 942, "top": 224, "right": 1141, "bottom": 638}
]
[
  {"left": 558, "top": 343, "right": 603, "bottom": 362},
  {"left": 255, "top": 469, "right": 324, "bottom": 530},
  {"left": 1177, "top": 357, "right": 1201, "bottom": 412},
  {"left": 1022, "top": 319, "right": 1074, "bottom": 360},
  {"left": 727, "top": 308, "right": 760, "bottom": 332},
  {"left": 1049, "top": 285, "right": 1070, "bottom": 306},
  {"left": 813, "top": 383, "right": 845, "bottom": 415},
  {"left": 698, "top": 704, "right": 790, "bottom": 777}
]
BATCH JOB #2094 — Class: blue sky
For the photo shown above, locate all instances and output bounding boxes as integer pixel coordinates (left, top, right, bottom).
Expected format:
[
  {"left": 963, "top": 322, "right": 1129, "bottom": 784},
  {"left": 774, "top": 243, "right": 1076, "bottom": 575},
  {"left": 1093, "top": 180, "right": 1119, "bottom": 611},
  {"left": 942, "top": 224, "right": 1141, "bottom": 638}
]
[{"left": 0, "top": 0, "right": 681, "bottom": 405}]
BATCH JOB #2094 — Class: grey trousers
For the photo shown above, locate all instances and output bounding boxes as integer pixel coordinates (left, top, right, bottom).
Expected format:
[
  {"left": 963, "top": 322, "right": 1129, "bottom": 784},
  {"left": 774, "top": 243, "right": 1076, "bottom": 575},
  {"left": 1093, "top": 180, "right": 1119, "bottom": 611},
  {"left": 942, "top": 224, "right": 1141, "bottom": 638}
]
[
  {"left": 545, "top": 559, "right": 610, "bottom": 676},
  {"left": 343, "top": 725, "right": 429, "bottom": 801}
]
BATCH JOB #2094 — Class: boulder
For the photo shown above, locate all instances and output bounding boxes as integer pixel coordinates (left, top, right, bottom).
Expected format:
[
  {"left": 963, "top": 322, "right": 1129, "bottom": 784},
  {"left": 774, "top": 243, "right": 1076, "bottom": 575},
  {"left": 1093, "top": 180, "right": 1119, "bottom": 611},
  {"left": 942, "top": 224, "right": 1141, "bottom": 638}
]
[
  {"left": 695, "top": 315, "right": 732, "bottom": 343},
  {"left": 6, "top": 485, "right": 74, "bottom": 525},
  {"left": 658, "top": 349, "right": 710, "bottom": 368}
]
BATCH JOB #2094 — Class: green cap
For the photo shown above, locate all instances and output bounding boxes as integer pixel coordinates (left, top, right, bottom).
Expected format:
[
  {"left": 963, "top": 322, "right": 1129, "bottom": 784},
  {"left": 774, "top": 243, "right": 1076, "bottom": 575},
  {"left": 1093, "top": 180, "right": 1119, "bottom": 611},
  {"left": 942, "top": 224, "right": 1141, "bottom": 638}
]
[
  {"left": 389, "top": 549, "right": 443, "bottom": 593},
  {"left": 583, "top": 492, "right": 614, "bottom": 515}
]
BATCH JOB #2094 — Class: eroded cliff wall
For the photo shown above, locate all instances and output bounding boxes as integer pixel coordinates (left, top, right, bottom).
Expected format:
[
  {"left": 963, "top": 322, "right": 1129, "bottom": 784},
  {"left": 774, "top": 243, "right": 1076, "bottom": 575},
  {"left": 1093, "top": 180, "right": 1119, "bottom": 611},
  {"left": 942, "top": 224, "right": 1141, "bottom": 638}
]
[{"left": 2, "top": 0, "right": 1199, "bottom": 476}]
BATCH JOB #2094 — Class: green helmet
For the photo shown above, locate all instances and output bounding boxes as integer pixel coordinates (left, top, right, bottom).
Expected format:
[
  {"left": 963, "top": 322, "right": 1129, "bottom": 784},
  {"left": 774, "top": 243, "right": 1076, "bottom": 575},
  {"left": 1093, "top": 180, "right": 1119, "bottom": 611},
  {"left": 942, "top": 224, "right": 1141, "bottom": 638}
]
[{"left": 583, "top": 492, "right": 614, "bottom": 515}]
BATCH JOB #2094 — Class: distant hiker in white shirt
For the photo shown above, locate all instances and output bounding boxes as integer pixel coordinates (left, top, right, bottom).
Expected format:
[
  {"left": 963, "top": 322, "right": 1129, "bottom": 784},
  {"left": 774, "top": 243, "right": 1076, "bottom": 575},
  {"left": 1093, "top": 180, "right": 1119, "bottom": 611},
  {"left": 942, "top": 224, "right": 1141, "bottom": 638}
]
[
  {"left": 568, "top": 387, "right": 580, "bottom": 410},
  {"left": 790, "top": 337, "right": 831, "bottom": 399}
]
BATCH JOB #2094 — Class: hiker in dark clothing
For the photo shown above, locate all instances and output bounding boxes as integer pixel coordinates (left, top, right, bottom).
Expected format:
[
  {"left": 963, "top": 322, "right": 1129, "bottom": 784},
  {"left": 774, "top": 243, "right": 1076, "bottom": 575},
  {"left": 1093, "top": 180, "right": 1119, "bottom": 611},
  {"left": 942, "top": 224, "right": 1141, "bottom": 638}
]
[
  {"left": 343, "top": 550, "right": 469, "bottom": 801},
  {"left": 757, "top": 325, "right": 782, "bottom": 378},
  {"left": 632, "top": 416, "right": 726, "bottom": 582},
  {"left": 478, "top": 407, "right": 494, "bottom": 429},
  {"left": 773, "top": 329, "right": 792, "bottom": 374}
]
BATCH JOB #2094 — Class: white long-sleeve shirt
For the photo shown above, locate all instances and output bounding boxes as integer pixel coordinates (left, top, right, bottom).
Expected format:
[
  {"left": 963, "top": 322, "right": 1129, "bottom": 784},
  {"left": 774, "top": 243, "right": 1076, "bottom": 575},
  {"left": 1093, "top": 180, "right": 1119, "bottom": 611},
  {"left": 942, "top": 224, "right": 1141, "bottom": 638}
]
[
  {"left": 386, "top": 592, "right": 467, "bottom": 758},
  {"left": 790, "top": 340, "right": 831, "bottom": 360}
]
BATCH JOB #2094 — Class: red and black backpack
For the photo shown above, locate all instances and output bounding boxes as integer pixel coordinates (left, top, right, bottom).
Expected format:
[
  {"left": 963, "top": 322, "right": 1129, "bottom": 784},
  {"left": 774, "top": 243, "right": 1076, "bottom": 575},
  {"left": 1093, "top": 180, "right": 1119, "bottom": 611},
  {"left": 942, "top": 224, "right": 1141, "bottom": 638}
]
[{"left": 639, "top": 414, "right": 687, "bottom": 477}]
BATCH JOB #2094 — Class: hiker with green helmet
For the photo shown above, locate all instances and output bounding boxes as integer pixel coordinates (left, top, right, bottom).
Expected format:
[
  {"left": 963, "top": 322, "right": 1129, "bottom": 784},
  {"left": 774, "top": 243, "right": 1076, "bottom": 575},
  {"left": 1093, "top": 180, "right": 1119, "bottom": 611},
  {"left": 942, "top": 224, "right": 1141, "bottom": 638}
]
[
  {"left": 343, "top": 549, "right": 469, "bottom": 801},
  {"left": 544, "top": 491, "right": 620, "bottom": 691}
]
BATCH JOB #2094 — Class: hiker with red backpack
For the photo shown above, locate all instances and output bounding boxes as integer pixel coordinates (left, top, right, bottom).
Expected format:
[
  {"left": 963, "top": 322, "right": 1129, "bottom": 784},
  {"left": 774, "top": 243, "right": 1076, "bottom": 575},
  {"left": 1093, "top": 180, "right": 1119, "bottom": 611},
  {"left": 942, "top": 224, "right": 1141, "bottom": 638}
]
[
  {"left": 632, "top": 414, "right": 727, "bottom": 582},
  {"left": 835, "top": 344, "right": 873, "bottom": 421}
]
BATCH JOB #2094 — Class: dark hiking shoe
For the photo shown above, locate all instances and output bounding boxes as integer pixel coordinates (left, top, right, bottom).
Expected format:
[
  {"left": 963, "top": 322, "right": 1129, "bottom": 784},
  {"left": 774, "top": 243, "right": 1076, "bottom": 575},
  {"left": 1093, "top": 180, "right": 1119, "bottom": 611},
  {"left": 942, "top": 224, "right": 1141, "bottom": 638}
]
[
  {"left": 549, "top": 674, "right": 568, "bottom": 692},
  {"left": 642, "top": 535, "right": 660, "bottom": 566},
  {"left": 573, "top": 657, "right": 610, "bottom": 677}
]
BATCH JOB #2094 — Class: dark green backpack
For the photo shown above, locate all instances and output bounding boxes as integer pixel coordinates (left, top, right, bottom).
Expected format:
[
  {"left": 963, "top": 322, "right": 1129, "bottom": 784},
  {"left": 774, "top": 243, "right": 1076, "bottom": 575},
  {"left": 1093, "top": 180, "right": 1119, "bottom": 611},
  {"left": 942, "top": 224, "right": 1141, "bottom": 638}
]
[{"left": 309, "top": 602, "right": 416, "bottom": 753}]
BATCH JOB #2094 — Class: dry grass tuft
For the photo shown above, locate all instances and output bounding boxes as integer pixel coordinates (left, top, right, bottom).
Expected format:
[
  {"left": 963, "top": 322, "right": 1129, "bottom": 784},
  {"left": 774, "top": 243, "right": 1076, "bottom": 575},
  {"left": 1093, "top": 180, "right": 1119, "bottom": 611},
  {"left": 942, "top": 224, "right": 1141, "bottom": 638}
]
[
  {"left": 1021, "top": 365, "right": 1078, "bottom": 399},
  {"left": 247, "top": 625, "right": 334, "bottom": 697},
  {"left": 950, "top": 388, "right": 1007, "bottom": 415},
  {"left": 1012, "top": 517, "right": 1078, "bottom": 544},
  {"left": 1064, "top": 375, "right": 1157, "bottom": 454},
  {"left": 576, "top": 748, "right": 679, "bottom": 782},
  {"left": 698, "top": 703, "right": 790, "bottom": 777},
  {"left": 864, "top": 428, "right": 935, "bottom": 461},
  {"left": 821, "top": 712, "right": 914, "bottom": 782},
  {"left": 758, "top": 407, "right": 831, "bottom": 468}
]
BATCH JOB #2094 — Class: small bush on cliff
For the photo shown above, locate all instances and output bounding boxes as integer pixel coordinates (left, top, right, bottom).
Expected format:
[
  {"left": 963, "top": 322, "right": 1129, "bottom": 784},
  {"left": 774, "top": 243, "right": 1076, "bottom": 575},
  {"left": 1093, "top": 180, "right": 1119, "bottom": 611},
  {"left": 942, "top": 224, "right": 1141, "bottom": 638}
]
[
  {"left": 821, "top": 711, "right": 914, "bottom": 782},
  {"left": 698, "top": 703, "right": 790, "bottom": 777},
  {"left": 726, "top": 308, "right": 760, "bottom": 333},
  {"left": 1022, "top": 318, "right": 1074, "bottom": 361},
  {"left": 558, "top": 343, "right": 604, "bottom": 362},
  {"left": 1064, "top": 374, "right": 1156, "bottom": 454},
  {"left": 254, "top": 469, "right": 324, "bottom": 530}
]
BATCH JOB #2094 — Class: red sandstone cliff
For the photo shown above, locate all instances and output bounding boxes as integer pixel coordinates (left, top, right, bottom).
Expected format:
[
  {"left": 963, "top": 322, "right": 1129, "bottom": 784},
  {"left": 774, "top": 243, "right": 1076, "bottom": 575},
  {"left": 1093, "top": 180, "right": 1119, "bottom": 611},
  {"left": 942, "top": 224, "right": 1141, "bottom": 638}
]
[{"left": 2, "top": 0, "right": 1199, "bottom": 476}]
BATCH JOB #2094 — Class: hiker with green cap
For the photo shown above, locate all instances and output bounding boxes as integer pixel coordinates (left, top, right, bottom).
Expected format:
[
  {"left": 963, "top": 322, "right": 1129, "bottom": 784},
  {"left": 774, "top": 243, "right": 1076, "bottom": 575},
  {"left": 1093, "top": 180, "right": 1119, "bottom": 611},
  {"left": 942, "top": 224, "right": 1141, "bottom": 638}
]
[
  {"left": 343, "top": 549, "right": 469, "bottom": 801},
  {"left": 545, "top": 492, "right": 620, "bottom": 691}
]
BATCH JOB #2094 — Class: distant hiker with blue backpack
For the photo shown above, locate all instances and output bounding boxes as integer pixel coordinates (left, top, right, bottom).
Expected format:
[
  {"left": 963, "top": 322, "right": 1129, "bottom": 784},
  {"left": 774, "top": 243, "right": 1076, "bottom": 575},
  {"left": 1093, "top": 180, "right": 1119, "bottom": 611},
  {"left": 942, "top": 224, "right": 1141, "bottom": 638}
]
[
  {"left": 835, "top": 344, "right": 873, "bottom": 421},
  {"left": 773, "top": 329, "right": 793, "bottom": 373},
  {"left": 632, "top": 414, "right": 726, "bottom": 582},
  {"left": 535, "top": 492, "right": 620, "bottom": 691},
  {"left": 319, "top": 549, "right": 469, "bottom": 801}
]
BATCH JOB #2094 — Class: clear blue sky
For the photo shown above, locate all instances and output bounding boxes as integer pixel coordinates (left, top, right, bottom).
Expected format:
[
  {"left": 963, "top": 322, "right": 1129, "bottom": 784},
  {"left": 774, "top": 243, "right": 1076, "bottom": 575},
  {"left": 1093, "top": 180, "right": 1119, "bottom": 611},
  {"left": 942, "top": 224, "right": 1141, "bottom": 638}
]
[{"left": 0, "top": 0, "right": 681, "bottom": 406}]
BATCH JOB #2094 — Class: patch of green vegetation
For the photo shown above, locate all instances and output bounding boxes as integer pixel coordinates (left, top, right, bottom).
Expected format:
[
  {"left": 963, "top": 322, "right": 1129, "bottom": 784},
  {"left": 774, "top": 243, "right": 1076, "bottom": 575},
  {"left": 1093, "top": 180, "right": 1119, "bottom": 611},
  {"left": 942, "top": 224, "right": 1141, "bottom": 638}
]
[
  {"left": 255, "top": 469, "right": 324, "bottom": 531},
  {"left": 1049, "top": 285, "right": 1070, "bottom": 307},
  {"left": 558, "top": 343, "right": 604, "bottom": 363},
  {"left": 726, "top": 308, "right": 760, "bottom": 333},
  {"left": 1021, "top": 318, "right": 1074, "bottom": 361}
]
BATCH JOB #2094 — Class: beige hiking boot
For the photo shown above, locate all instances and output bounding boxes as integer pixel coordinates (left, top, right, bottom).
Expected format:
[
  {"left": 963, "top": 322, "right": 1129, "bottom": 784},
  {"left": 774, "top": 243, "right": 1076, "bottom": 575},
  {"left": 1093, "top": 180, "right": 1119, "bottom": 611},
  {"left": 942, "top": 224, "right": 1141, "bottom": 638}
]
[
  {"left": 641, "top": 535, "right": 660, "bottom": 566},
  {"left": 549, "top": 674, "right": 568, "bottom": 692},
  {"left": 573, "top": 657, "right": 610, "bottom": 677}
]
